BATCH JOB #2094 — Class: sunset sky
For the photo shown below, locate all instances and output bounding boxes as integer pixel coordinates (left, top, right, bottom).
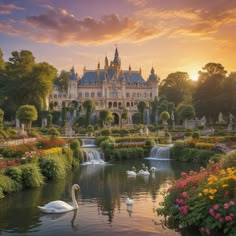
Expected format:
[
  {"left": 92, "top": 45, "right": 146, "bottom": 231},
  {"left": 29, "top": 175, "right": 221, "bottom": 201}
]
[{"left": 1, "top": 0, "right": 236, "bottom": 81}]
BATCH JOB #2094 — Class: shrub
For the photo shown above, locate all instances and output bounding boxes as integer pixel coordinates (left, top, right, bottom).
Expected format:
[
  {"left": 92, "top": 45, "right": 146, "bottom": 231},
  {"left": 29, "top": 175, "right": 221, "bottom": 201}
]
[
  {"left": 221, "top": 150, "right": 236, "bottom": 168},
  {"left": 108, "top": 147, "right": 144, "bottom": 161},
  {"left": 47, "top": 127, "right": 60, "bottom": 137},
  {"left": 100, "top": 129, "right": 111, "bottom": 136},
  {"left": 20, "top": 164, "right": 44, "bottom": 188},
  {"left": 4, "top": 166, "right": 23, "bottom": 190},
  {"left": 192, "top": 131, "right": 200, "bottom": 139},
  {"left": 0, "top": 173, "right": 18, "bottom": 198}
]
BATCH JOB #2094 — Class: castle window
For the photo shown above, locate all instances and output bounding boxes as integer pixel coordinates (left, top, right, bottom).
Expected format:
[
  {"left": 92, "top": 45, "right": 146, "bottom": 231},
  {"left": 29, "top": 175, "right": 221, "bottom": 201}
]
[
  {"left": 79, "top": 92, "right": 82, "bottom": 97},
  {"left": 91, "top": 92, "right": 95, "bottom": 97},
  {"left": 85, "top": 92, "right": 89, "bottom": 97},
  {"left": 54, "top": 94, "right": 57, "bottom": 98},
  {"left": 97, "top": 92, "right": 102, "bottom": 97},
  {"left": 126, "top": 92, "right": 130, "bottom": 98}
]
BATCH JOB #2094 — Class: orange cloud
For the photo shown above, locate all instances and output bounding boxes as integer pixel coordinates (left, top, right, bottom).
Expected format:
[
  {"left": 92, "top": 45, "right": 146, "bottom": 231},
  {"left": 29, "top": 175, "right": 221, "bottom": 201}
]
[{"left": 12, "top": 7, "right": 162, "bottom": 45}]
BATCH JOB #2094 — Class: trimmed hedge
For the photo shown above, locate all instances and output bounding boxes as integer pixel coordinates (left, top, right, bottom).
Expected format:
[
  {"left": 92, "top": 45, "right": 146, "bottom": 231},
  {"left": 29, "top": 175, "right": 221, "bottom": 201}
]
[
  {"left": 107, "top": 147, "right": 144, "bottom": 161},
  {"left": 170, "top": 142, "right": 215, "bottom": 166}
]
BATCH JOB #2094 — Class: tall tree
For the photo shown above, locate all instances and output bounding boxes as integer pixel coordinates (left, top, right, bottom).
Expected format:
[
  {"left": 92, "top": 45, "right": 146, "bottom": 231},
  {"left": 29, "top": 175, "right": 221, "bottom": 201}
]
[
  {"left": 159, "top": 72, "right": 192, "bottom": 107},
  {"left": 54, "top": 70, "right": 70, "bottom": 92},
  {"left": 193, "top": 63, "right": 227, "bottom": 121},
  {"left": 0, "top": 48, "right": 5, "bottom": 70},
  {"left": 137, "top": 101, "right": 147, "bottom": 124},
  {"left": 83, "top": 100, "right": 95, "bottom": 127}
]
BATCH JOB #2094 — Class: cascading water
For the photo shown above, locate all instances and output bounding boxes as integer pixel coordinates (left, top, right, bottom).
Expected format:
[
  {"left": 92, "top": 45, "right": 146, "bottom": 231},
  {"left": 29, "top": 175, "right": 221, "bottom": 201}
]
[
  {"left": 148, "top": 145, "right": 172, "bottom": 160},
  {"left": 80, "top": 138, "right": 105, "bottom": 165},
  {"left": 81, "top": 138, "right": 96, "bottom": 147}
]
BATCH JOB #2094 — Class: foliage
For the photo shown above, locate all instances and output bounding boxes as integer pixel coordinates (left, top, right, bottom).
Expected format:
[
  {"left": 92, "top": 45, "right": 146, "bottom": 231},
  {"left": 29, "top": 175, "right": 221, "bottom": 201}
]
[
  {"left": 107, "top": 147, "right": 144, "bottom": 161},
  {"left": 160, "top": 111, "right": 170, "bottom": 123},
  {"left": 54, "top": 70, "right": 70, "bottom": 92},
  {"left": 69, "top": 140, "right": 82, "bottom": 161},
  {"left": 0, "top": 173, "right": 18, "bottom": 199},
  {"left": 192, "top": 131, "right": 200, "bottom": 139},
  {"left": 39, "top": 155, "right": 66, "bottom": 180},
  {"left": 176, "top": 103, "right": 195, "bottom": 121},
  {"left": 16, "top": 105, "right": 38, "bottom": 129},
  {"left": 36, "top": 137, "right": 65, "bottom": 149},
  {"left": 100, "top": 128, "right": 111, "bottom": 136},
  {"left": 4, "top": 166, "right": 23, "bottom": 190},
  {"left": 83, "top": 99, "right": 95, "bottom": 127},
  {"left": 47, "top": 127, "right": 60, "bottom": 137},
  {"left": 137, "top": 101, "right": 147, "bottom": 124},
  {"left": 171, "top": 142, "right": 215, "bottom": 166},
  {"left": 20, "top": 164, "right": 44, "bottom": 188},
  {"left": 159, "top": 71, "right": 192, "bottom": 107},
  {"left": 193, "top": 63, "right": 227, "bottom": 120}
]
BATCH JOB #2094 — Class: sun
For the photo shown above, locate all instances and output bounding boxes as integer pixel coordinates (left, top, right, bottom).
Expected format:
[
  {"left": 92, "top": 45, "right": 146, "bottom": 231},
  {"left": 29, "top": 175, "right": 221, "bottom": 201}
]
[{"left": 189, "top": 71, "right": 199, "bottom": 81}]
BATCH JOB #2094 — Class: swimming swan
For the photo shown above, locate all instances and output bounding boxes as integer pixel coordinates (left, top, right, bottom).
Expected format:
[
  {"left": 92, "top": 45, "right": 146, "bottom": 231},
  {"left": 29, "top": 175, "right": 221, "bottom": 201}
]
[
  {"left": 127, "top": 166, "right": 137, "bottom": 176},
  {"left": 38, "top": 184, "right": 80, "bottom": 213},
  {"left": 126, "top": 197, "right": 134, "bottom": 205}
]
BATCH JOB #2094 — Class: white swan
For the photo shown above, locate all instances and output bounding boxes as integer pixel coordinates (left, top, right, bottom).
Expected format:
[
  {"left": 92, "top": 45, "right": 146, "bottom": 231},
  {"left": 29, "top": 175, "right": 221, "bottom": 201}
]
[
  {"left": 137, "top": 166, "right": 150, "bottom": 176},
  {"left": 126, "top": 166, "right": 137, "bottom": 176},
  {"left": 150, "top": 167, "right": 156, "bottom": 172},
  {"left": 126, "top": 197, "right": 133, "bottom": 205},
  {"left": 38, "top": 184, "right": 80, "bottom": 213}
]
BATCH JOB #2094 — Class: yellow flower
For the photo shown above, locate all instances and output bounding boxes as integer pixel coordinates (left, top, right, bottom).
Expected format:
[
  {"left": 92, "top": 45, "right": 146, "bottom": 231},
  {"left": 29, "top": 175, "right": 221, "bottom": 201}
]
[{"left": 198, "top": 193, "right": 202, "bottom": 197}]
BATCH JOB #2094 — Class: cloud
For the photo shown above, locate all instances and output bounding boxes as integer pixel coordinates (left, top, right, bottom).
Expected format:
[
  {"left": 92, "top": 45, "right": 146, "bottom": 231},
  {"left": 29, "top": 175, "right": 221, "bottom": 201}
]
[
  {"left": 0, "top": 3, "right": 24, "bottom": 15},
  {"left": 0, "top": 7, "right": 161, "bottom": 45}
]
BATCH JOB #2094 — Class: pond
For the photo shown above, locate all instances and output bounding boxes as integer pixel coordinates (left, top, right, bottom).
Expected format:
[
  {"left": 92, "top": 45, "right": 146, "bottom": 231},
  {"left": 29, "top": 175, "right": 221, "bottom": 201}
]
[{"left": 0, "top": 159, "right": 201, "bottom": 236}]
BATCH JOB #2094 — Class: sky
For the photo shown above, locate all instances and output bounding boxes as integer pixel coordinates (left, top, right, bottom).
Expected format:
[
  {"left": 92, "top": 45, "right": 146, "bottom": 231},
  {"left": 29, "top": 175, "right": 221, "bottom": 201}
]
[{"left": 0, "top": 0, "right": 236, "bottom": 81}]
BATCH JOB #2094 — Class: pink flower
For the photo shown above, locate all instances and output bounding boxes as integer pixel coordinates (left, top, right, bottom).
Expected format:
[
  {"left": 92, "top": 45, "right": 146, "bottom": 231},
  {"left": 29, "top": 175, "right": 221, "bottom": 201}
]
[
  {"left": 224, "top": 203, "right": 229, "bottom": 209},
  {"left": 225, "top": 216, "right": 233, "bottom": 222},
  {"left": 213, "top": 204, "right": 219, "bottom": 210},
  {"left": 205, "top": 228, "right": 210, "bottom": 235},
  {"left": 219, "top": 218, "right": 224, "bottom": 223},
  {"left": 229, "top": 201, "right": 235, "bottom": 206},
  {"left": 209, "top": 208, "right": 215, "bottom": 216},
  {"left": 182, "top": 192, "right": 188, "bottom": 198},
  {"left": 200, "top": 227, "right": 205, "bottom": 232},
  {"left": 215, "top": 213, "right": 221, "bottom": 219}
]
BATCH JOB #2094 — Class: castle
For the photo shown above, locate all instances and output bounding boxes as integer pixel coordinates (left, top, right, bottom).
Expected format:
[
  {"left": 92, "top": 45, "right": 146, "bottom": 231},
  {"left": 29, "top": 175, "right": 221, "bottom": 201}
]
[{"left": 49, "top": 47, "right": 160, "bottom": 126}]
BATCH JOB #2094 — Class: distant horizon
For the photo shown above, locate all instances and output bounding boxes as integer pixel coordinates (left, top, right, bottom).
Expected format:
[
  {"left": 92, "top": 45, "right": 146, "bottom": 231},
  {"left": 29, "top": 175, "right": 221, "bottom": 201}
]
[{"left": 1, "top": 0, "right": 236, "bottom": 81}]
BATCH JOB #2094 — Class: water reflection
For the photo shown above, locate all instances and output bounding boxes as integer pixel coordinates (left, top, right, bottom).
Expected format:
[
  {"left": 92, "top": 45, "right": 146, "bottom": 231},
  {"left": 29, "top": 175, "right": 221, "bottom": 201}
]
[{"left": 0, "top": 160, "right": 200, "bottom": 236}]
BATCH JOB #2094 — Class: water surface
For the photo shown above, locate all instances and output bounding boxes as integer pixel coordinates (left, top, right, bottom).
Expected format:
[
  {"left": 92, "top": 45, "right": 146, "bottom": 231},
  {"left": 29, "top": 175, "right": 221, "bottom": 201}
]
[{"left": 0, "top": 159, "right": 200, "bottom": 236}]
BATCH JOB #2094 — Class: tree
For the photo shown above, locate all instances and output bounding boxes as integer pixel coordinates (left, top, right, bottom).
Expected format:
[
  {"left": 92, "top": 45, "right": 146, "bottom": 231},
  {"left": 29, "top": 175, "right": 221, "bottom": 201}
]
[
  {"left": 137, "top": 101, "right": 147, "bottom": 124},
  {"left": 54, "top": 70, "right": 70, "bottom": 92},
  {"left": 16, "top": 105, "right": 38, "bottom": 129},
  {"left": 1, "top": 50, "right": 57, "bottom": 119},
  {"left": 121, "top": 109, "right": 128, "bottom": 127},
  {"left": 193, "top": 63, "right": 227, "bottom": 121},
  {"left": 160, "top": 111, "right": 170, "bottom": 125},
  {"left": 150, "top": 96, "right": 159, "bottom": 124},
  {"left": 159, "top": 72, "right": 192, "bottom": 106},
  {"left": 176, "top": 103, "right": 195, "bottom": 127},
  {"left": 99, "top": 110, "right": 114, "bottom": 127},
  {"left": 83, "top": 100, "right": 95, "bottom": 127},
  {"left": 0, "top": 108, "right": 4, "bottom": 129},
  {"left": 0, "top": 48, "right": 5, "bottom": 71}
]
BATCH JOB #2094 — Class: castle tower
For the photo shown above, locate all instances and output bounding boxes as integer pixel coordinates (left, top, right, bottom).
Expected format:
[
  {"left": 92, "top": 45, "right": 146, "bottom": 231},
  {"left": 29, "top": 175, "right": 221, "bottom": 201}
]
[
  {"left": 68, "top": 66, "right": 78, "bottom": 99},
  {"left": 147, "top": 67, "right": 159, "bottom": 98},
  {"left": 113, "top": 47, "right": 121, "bottom": 73}
]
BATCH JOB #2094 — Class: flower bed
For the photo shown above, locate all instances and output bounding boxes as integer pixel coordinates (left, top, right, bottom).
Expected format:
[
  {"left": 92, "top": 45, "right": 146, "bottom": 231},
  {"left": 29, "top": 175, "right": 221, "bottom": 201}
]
[{"left": 157, "top": 151, "right": 236, "bottom": 236}]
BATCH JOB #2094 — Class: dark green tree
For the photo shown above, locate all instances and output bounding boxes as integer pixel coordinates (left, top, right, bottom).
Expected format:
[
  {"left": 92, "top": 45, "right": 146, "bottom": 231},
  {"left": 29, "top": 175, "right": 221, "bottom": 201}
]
[
  {"left": 137, "top": 101, "right": 147, "bottom": 124},
  {"left": 54, "top": 70, "right": 70, "bottom": 92},
  {"left": 83, "top": 100, "right": 95, "bottom": 127},
  {"left": 193, "top": 63, "right": 227, "bottom": 121},
  {"left": 159, "top": 72, "right": 192, "bottom": 106}
]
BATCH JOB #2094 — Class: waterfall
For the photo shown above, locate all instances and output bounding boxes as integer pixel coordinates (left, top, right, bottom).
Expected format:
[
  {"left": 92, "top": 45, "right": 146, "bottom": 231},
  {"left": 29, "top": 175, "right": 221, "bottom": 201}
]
[
  {"left": 81, "top": 138, "right": 96, "bottom": 147},
  {"left": 82, "top": 149, "right": 104, "bottom": 165},
  {"left": 148, "top": 146, "right": 171, "bottom": 160}
]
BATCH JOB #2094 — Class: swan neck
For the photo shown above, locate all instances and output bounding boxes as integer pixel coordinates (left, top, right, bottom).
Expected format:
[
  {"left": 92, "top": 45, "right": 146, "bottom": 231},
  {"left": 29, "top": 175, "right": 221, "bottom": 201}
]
[{"left": 72, "top": 187, "right": 78, "bottom": 209}]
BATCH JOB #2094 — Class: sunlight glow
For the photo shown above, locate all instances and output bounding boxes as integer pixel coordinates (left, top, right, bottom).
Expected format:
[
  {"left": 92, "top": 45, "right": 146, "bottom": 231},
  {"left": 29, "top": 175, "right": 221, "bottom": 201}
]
[{"left": 189, "top": 70, "right": 199, "bottom": 81}]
